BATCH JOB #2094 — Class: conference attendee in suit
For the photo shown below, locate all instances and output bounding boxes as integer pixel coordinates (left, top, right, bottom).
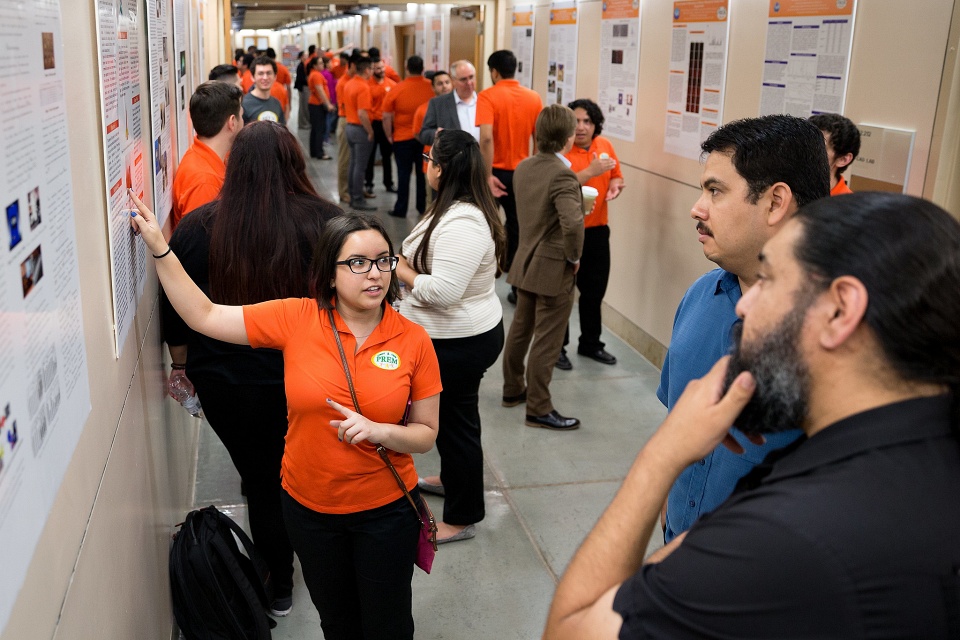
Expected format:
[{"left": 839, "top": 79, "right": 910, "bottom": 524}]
[
  {"left": 501, "top": 105, "right": 584, "bottom": 431},
  {"left": 418, "top": 60, "right": 480, "bottom": 146}
]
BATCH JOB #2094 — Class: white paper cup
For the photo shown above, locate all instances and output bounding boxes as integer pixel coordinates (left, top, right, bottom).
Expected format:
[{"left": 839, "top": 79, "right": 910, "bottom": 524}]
[{"left": 581, "top": 186, "right": 599, "bottom": 215}]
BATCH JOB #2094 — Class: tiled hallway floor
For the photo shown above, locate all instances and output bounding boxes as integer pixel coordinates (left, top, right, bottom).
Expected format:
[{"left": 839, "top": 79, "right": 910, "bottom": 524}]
[{"left": 189, "top": 107, "right": 666, "bottom": 639}]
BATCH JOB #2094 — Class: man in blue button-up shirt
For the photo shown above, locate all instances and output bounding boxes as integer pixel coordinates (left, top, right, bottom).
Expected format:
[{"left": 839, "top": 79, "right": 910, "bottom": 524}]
[{"left": 658, "top": 115, "right": 831, "bottom": 542}]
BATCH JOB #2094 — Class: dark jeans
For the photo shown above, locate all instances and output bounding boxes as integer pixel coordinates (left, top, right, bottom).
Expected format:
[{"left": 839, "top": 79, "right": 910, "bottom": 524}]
[
  {"left": 281, "top": 490, "right": 421, "bottom": 640},
  {"left": 493, "top": 168, "right": 518, "bottom": 271},
  {"left": 191, "top": 378, "right": 294, "bottom": 598},
  {"left": 346, "top": 124, "right": 375, "bottom": 204},
  {"left": 563, "top": 225, "right": 611, "bottom": 352},
  {"left": 433, "top": 322, "right": 504, "bottom": 525},
  {"left": 308, "top": 103, "right": 328, "bottom": 158},
  {"left": 392, "top": 138, "right": 425, "bottom": 217},
  {"left": 365, "top": 120, "right": 394, "bottom": 189}
]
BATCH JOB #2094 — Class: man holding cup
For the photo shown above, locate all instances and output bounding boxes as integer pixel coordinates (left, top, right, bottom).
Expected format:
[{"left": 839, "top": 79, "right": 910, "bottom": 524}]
[{"left": 559, "top": 99, "right": 624, "bottom": 369}]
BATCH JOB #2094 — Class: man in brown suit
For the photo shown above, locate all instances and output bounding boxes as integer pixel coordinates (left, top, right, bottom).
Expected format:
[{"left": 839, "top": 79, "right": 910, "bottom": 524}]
[{"left": 502, "top": 105, "right": 585, "bottom": 430}]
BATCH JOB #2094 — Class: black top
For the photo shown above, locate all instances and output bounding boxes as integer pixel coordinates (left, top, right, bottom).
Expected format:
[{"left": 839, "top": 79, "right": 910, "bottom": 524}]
[
  {"left": 294, "top": 60, "right": 307, "bottom": 90},
  {"left": 161, "top": 196, "right": 341, "bottom": 385},
  {"left": 614, "top": 395, "right": 960, "bottom": 639}
]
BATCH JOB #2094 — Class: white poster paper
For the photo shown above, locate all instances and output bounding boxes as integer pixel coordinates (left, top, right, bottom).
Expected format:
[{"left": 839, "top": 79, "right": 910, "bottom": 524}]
[
  {"left": 429, "top": 14, "right": 448, "bottom": 72},
  {"left": 547, "top": 1, "right": 578, "bottom": 106},
  {"left": 416, "top": 16, "right": 426, "bottom": 59},
  {"left": 173, "top": 0, "right": 189, "bottom": 160},
  {"left": 146, "top": 0, "right": 174, "bottom": 225},
  {"left": 511, "top": 6, "right": 535, "bottom": 89},
  {"left": 759, "top": 0, "right": 856, "bottom": 117},
  {"left": 663, "top": 0, "right": 730, "bottom": 160},
  {"left": 0, "top": 0, "right": 92, "bottom": 631},
  {"left": 598, "top": 0, "right": 641, "bottom": 141}
]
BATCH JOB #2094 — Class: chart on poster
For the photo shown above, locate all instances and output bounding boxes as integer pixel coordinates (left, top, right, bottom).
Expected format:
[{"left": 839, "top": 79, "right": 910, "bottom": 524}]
[
  {"left": 663, "top": 0, "right": 730, "bottom": 160},
  {"left": 598, "top": 0, "right": 641, "bottom": 141},
  {"left": 758, "top": 0, "right": 856, "bottom": 118},
  {"left": 0, "top": 0, "right": 91, "bottom": 632},
  {"left": 547, "top": 1, "right": 578, "bottom": 106},
  {"left": 511, "top": 5, "right": 535, "bottom": 89},
  {"left": 96, "top": 0, "right": 147, "bottom": 356}
]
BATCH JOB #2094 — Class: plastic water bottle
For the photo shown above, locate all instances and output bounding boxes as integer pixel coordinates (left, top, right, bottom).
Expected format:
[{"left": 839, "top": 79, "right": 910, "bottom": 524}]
[
  {"left": 168, "top": 370, "right": 203, "bottom": 418},
  {"left": 393, "top": 280, "right": 405, "bottom": 313}
]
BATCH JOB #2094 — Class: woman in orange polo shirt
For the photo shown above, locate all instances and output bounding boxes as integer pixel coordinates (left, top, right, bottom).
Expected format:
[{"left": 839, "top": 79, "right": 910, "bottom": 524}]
[{"left": 131, "top": 203, "right": 441, "bottom": 640}]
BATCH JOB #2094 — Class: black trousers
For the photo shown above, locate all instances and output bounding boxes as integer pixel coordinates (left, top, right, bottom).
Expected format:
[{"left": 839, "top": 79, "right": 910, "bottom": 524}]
[
  {"left": 564, "top": 225, "right": 612, "bottom": 352},
  {"left": 281, "top": 490, "right": 421, "bottom": 640},
  {"left": 364, "top": 120, "right": 394, "bottom": 189},
  {"left": 191, "top": 378, "right": 294, "bottom": 598},
  {"left": 493, "top": 168, "right": 518, "bottom": 271},
  {"left": 308, "top": 103, "right": 328, "bottom": 158},
  {"left": 432, "top": 322, "right": 504, "bottom": 525},
  {"left": 392, "top": 138, "right": 425, "bottom": 217}
]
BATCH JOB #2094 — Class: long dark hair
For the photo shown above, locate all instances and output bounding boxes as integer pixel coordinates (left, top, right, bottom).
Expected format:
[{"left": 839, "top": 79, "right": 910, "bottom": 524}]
[
  {"left": 413, "top": 129, "right": 506, "bottom": 276},
  {"left": 208, "top": 121, "right": 329, "bottom": 304},
  {"left": 309, "top": 214, "right": 401, "bottom": 310}
]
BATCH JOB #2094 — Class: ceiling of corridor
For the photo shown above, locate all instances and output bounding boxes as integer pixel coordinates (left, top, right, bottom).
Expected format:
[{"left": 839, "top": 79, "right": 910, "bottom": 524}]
[{"left": 232, "top": 1, "right": 425, "bottom": 30}]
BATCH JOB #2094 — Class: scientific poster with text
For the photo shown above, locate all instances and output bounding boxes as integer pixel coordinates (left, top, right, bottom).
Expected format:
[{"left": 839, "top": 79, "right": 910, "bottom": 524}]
[
  {"left": 146, "top": 0, "right": 174, "bottom": 226},
  {"left": 511, "top": 6, "right": 535, "bottom": 89},
  {"left": 547, "top": 1, "right": 579, "bottom": 106},
  {"left": 95, "top": 0, "right": 147, "bottom": 356},
  {"left": 663, "top": 0, "right": 729, "bottom": 160},
  {"left": 416, "top": 16, "right": 426, "bottom": 59},
  {"left": 173, "top": 0, "right": 189, "bottom": 160},
  {"left": 598, "top": 0, "right": 641, "bottom": 141},
  {"left": 759, "top": 0, "right": 856, "bottom": 117},
  {"left": 0, "top": 0, "right": 91, "bottom": 632},
  {"left": 429, "top": 14, "right": 448, "bottom": 72}
]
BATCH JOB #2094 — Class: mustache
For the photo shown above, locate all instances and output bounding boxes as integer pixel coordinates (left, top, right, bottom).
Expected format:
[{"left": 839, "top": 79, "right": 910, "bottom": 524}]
[{"left": 697, "top": 222, "right": 712, "bottom": 236}]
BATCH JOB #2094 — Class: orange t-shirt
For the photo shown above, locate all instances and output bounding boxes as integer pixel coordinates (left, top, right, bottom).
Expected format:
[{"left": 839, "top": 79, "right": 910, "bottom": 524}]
[
  {"left": 367, "top": 77, "right": 397, "bottom": 122},
  {"left": 332, "top": 64, "right": 348, "bottom": 80},
  {"left": 275, "top": 63, "right": 291, "bottom": 87},
  {"left": 341, "top": 77, "right": 373, "bottom": 125},
  {"left": 241, "top": 69, "right": 254, "bottom": 93},
  {"left": 308, "top": 70, "right": 328, "bottom": 106},
  {"left": 476, "top": 79, "right": 543, "bottom": 171},
  {"left": 831, "top": 175, "right": 853, "bottom": 196},
  {"left": 413, "top": 102, "right": 430, "bottom": 172},
  {"left": 384, "top": 64, "right": 401, "bottom": 83},
  {"left": 565, "top": 136, "right": 624, "bottom": 228},
  {"left": 243, "top": 300, "right": 442, "bottom": 514},
  {"left": 171, "top": 138, "right": 225, "bottom": 228},
  {"left": 381, "top": 77, "right": 434, "bottom": 142},
  {"left": 269, "top": 81, "right": 289, "bottom": 112},
  {"left": 337, "top": 74, "right": 356, "bottom": 117}
]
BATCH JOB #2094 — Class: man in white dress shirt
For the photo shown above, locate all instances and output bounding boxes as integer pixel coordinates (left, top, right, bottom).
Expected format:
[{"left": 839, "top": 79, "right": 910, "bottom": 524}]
[{"left": 419, "top": 60, "right": 480, "bottom": 145}]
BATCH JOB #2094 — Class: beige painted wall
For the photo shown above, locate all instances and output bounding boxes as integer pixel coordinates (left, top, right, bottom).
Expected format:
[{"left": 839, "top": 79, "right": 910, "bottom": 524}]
[{"left": 508, "top": 0, "right": 959, "bottom": 360}]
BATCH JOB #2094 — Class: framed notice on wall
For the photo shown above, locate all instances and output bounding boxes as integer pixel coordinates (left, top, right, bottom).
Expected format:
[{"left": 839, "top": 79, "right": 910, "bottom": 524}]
[
  {"left": 512, "top": 5, "right": 535, "bottom": 89},
  {"left": 598, "top": 0, "right": 641, "bottom": 141}
]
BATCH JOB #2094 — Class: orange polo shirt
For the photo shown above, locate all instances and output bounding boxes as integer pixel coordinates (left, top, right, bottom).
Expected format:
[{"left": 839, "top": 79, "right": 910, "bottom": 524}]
[
  {"left": 276, "top": 63, "right": 291, "bottom": 87},
  {"left": 565, "top": 136, "right": 623, "bottom": 228},
  {"left": 308, "top": 70, "right": 328, "bottom": 106},
  {"left": 476, "top": 79, "right": 542, "bottom": 171},
  {"left": 367, "top": 77, "right": 396, "bottom": 122},
  {"left": 338, "top": 74, "right": 356, "bottom": 117},
  {"left": 384, "top": 64, "right": 401, "bottom": 83},
  {"left": 382, "top": 76, "right": 434, "bottom": 142},
  {"left": 241, "top": 69, "right": 254, "bottom": 93},
  {"left": 332, "top": 64, "right": 348, "bottom": 80},
  {"left": 831, "top": 175, "right": 853, "bottom": 196},
  {"left": 243, "top": 299, "right": 442, "bottom": 514},
  {"left": 269, "top": 81, "right": 289, "bottom": 112},
  {"left": 413, "top": 102, "right": 430, "bottom": 172},
  {"left": 341, "top": 77, "right": 372, "bottom": 125},
  {"left": 171, "top": 137, "right": 225, "bottom": 228}
]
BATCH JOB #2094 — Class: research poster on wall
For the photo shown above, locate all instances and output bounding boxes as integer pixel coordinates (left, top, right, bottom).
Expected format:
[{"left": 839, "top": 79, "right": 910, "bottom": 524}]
[
  {"left": 173, "top": 0, "right": 189, "bottom": 160},
  {"left": 416, "top": 16, "right": 426, "bottom": 59},
  {"left": 429, "top": 14, "right": 448, "bottom": 72},
  {"left": 511, "top": 5, "right": 535, "bottom": 89},
  {"left": 96, "top": 0, "right": 147, "bottom": 356},
  {"left": 547, "top": 1, "right": 579, "bottom": 106},
  {"left": 598, "top": 0, "right": 641, "bottom": 141},
  {"left": 0, "top": 0, "right": 92, "bottom": 632},
  {"left": 758, "top": 0, "right": 856, "bottom": 117},
  {"left": 146, "top": 0, "right": 174, "bottom": 226},
  {"left": 663, "top": 0, "right": 730, "bottom": 160}
]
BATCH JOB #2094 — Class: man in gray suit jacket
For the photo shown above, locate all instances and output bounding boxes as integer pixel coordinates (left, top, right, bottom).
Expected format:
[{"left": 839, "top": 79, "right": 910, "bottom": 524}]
[
  {"left": 419, "top": 60, "right": 480, "bottom": 146},
  {"left": 502, "top": 105, "right": 584, "bottom": 431}
]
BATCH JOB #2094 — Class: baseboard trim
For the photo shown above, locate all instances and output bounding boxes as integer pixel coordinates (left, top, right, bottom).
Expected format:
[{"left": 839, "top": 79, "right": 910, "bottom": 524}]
[{"left": 602, "top": 302, "right": 667, "bottom": 370}]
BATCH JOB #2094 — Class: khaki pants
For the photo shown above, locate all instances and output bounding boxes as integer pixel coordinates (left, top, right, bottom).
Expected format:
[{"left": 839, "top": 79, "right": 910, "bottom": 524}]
[{"left": 337, "top": 116, "right": 350, "bottom": 203}]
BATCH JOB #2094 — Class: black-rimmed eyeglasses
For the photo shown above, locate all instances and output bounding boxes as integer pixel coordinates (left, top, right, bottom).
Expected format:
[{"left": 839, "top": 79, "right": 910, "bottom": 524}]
[
  {"left": 422, "top": 153, "right": 433, "bottom": 164},
  {"left": 336, "top": 256, "right": 399, "bottom": 274}
]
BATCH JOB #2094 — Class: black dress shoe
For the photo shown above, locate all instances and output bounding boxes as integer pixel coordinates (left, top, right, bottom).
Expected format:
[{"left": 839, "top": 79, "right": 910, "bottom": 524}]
[
  {"left": 578, "top": 347, "right": 617, "bottom": 365},
  {"left": 502, "top": 390, "right": 526, "bottom": 407},
  {"left": 385, "top": 185, "right": 397, "bottom": 193},
  {"left": 389, "top": 210, "right": 406, "bottom": 218},
  {"left": 525, "top": 410, "right": 580, "bottom": 431},
  {"left": 506, "top": 289, "right": 517, "bottom": 305},
  {"left": 555, "top": 350, "right": 573, "bottom": 370}
]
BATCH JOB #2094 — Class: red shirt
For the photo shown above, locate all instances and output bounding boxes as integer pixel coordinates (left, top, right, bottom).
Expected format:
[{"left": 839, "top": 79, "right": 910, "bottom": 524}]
[
  {"left": 171, "top": 138, "right": 225, "bottom": 228},
  {"left": 476, "top": 79, "right": 542, "bottom": 171},
  {"left": 565, "top": 136, "right": 623, "bottom": 227},
  {"left": 382, "top": 77, "right": 434, "bottom": 142}
]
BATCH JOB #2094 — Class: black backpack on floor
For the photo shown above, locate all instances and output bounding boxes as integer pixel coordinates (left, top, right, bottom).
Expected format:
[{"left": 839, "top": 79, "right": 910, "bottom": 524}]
[{"left": 170, "top": 505, "right": 276, "bottom": 640}]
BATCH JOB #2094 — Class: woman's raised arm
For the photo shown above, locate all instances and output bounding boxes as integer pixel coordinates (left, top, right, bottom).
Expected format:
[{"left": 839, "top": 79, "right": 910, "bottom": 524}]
[{"left": 129, "top": 189, "right": 249, "bottom": 345}]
